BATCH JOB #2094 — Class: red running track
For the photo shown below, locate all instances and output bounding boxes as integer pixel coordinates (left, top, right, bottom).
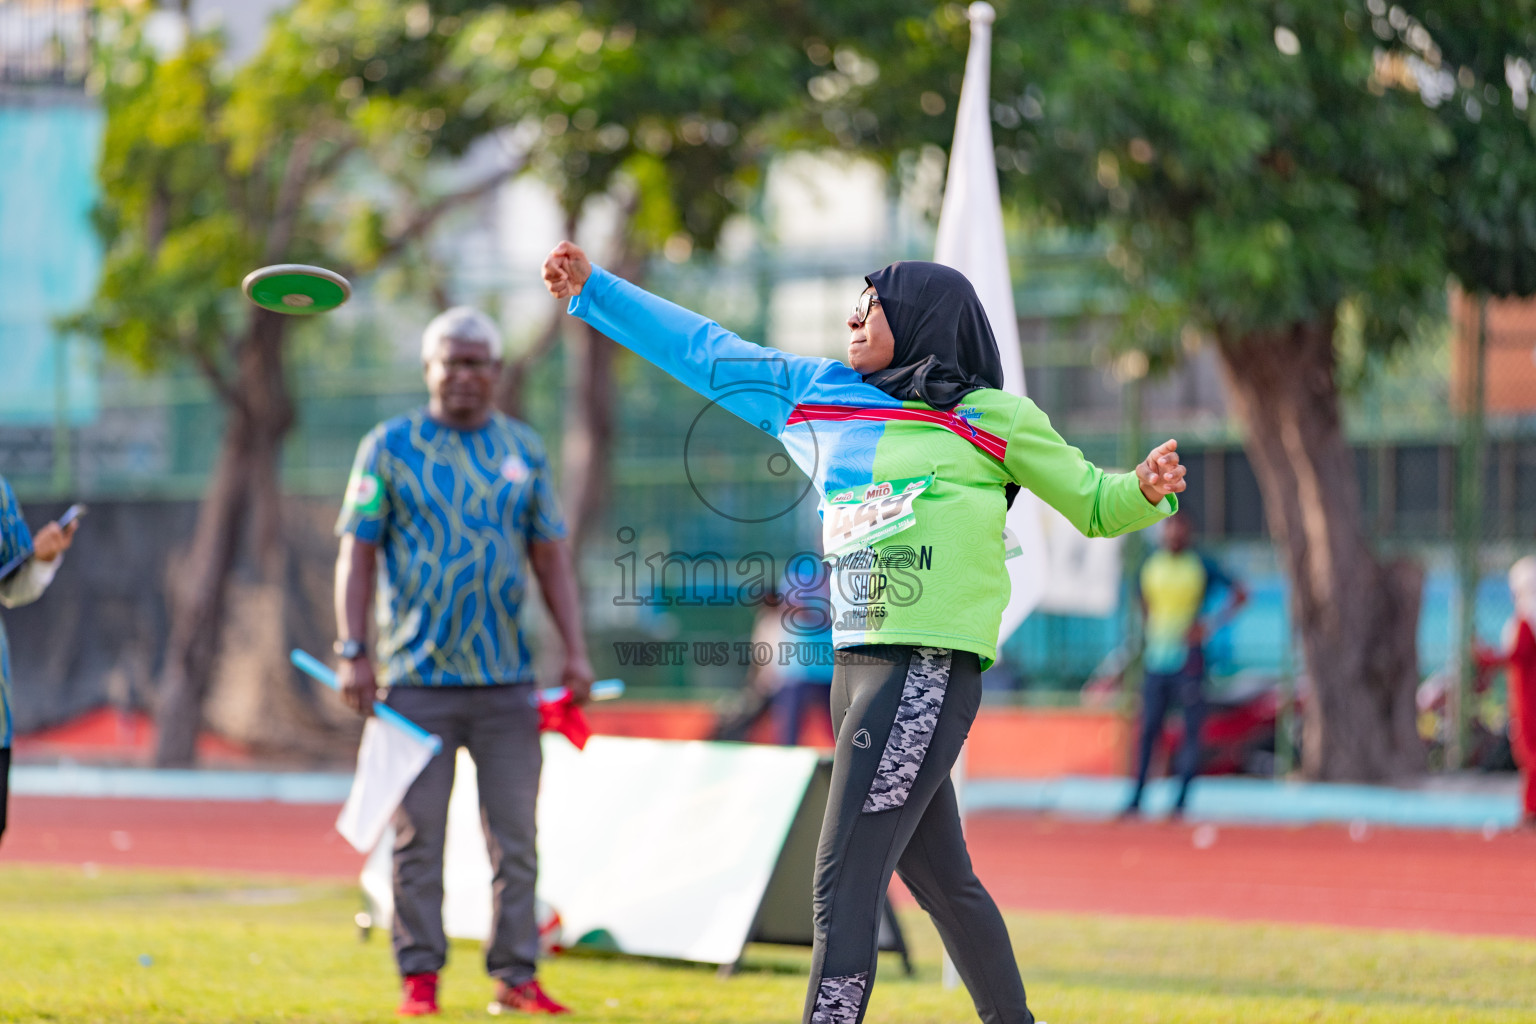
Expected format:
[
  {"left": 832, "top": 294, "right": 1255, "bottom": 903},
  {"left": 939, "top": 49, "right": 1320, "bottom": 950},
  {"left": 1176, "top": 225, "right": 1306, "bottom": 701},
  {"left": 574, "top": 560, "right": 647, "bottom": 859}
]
[
  {"left": 2, "top": 797, "right": 367, "bottom": 878},
  {"left": 5, "top": 797, "right": 1536, "bottom": 939}
]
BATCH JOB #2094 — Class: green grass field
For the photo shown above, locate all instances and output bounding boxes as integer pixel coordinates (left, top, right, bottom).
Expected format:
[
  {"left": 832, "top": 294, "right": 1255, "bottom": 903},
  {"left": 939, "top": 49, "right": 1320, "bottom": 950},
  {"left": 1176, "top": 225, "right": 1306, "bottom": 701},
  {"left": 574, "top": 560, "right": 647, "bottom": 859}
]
[{"left": 3, "top": 865, "right": 1535, "bottom": 1023}]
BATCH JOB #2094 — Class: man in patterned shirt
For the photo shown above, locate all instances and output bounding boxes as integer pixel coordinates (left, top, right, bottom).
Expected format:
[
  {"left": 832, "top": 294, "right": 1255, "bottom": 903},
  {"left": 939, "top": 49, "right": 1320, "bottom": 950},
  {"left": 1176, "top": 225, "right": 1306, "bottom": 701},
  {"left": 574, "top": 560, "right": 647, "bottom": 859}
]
[
  {"left": 0, "top": 477, "right": 77, "bottom": 847},
  {"left": 334, "top": 308, "right": 592, "bottom": 1017}
]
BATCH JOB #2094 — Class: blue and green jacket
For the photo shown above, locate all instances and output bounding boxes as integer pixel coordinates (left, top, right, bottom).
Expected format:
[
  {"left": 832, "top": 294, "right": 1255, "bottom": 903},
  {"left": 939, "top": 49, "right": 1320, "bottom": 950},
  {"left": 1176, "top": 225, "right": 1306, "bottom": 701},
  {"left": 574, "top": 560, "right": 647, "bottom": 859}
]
[{"left": 570, "top": 266, "right": 1173, "bottom": 666}]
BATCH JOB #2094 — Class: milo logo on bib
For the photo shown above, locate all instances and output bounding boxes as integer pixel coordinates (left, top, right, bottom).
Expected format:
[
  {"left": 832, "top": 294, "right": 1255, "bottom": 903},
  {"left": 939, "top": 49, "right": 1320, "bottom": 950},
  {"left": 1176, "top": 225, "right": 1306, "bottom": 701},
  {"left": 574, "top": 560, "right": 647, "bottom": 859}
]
[{"left": 822, "top": 475, "right": 932, "bottom": 559}]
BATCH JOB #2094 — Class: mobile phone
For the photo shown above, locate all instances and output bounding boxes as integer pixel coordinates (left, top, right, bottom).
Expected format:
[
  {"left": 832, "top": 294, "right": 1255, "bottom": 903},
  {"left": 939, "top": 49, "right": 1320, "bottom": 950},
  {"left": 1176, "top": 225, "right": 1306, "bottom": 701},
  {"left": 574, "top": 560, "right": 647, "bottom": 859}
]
[{"left": 0, "top": 505, "right": 84, "bottom": 582}]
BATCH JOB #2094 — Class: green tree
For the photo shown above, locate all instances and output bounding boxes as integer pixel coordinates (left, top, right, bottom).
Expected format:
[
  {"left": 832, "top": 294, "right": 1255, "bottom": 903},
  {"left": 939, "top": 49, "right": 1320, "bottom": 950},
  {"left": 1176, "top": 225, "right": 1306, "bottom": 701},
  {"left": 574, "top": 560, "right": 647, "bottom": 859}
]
[
  {"left": 951, "top": 0, "right": 1536, "bottom": 780},
  {"left": 908, "top": 0, "right": 1454, "bottom": 780},
  {"left": 82, "top": 0, "right": 882, "bottom": 761},
  {"left": 1398, "top": 1, "right": 1536, "bottom": 297},
  {"left": 452, "top": 1, "right": 880, "bottom": 549},
  {"left": 79, "top": 0, "right": 524, "bottom": 765},
  {"left": 1390, "top": 1, "right": 1536, "bottom": 766}
]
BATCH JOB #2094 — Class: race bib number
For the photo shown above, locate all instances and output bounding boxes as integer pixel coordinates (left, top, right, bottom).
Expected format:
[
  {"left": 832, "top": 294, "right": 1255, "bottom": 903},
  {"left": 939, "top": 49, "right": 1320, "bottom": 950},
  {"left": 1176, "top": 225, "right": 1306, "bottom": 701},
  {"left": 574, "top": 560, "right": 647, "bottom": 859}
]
[
  {"left": 822, "top": 475, "right": 932, "bottom": 558},
  {"left": 1003, "top": 526, "right": 1024, "bottom": 561}
]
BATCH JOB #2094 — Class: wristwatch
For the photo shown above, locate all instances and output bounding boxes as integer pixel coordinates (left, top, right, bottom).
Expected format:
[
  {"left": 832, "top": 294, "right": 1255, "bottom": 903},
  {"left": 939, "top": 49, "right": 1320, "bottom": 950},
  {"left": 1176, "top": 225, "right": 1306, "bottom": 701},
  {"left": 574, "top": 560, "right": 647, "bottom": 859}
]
[{"left": 333, "top": 637, "right": 366, "bottom": 661}]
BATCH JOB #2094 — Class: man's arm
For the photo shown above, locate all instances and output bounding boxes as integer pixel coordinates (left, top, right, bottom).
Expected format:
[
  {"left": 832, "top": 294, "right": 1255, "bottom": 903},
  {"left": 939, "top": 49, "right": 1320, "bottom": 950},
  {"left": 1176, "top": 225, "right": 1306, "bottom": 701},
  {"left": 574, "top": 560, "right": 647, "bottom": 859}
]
[
  {"left": 334, "top": 533, "right": 379, "bottom": 716},
  {"left": 1203, "top": 581, "right": 1249, "bottom": 639},
  {"left": 529, "top": 537, "right": 595, "bottom": 704},
  {"left": 0, "top": 519, "right": 77, "bottom": 608},
  {"left": 1195, "top": 557, "right": 1248, "bottom": 642}
]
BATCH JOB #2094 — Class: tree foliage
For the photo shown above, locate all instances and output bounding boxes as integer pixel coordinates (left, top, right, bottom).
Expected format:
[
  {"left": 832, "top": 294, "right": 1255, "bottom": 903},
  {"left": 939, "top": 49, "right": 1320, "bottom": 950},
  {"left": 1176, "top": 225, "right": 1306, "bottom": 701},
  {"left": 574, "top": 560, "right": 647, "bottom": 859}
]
[
  {"left": 974, "top": 1, "right": 1453, "bottom": 359},
  {"left": 850, "top": 0, "right": 1536, "bottom": 781},
  {"left": 450, "top": 1, "right": 905, "bottom": 249},
  {"left": 1395, "top": 1, "right": 1536, "bottom": 297},
  {"left": 78, "top": 0, "right": 517, "bottom": 379}
]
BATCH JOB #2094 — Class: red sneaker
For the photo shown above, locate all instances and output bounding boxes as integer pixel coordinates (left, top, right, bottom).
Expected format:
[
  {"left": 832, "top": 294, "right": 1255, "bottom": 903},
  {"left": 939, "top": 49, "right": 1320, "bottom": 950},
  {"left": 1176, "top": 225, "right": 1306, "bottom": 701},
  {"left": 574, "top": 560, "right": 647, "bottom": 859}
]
[
  {"left": 488, "top": 978, "right": 571, "bottom": 1015},
  {"left": 399, "top": 972, "right": 440, "bottom": 1016}
]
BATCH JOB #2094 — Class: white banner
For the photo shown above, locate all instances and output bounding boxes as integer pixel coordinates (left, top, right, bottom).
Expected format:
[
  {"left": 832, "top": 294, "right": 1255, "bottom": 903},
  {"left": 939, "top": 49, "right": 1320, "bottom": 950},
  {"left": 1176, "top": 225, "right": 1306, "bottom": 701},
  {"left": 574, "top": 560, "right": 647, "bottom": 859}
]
[
  {"left": 362, "top": 736, "right": 821, "bottom": 966},
  {"left": 1036, "top": 506, "right": 1124, "bottom": 616}
]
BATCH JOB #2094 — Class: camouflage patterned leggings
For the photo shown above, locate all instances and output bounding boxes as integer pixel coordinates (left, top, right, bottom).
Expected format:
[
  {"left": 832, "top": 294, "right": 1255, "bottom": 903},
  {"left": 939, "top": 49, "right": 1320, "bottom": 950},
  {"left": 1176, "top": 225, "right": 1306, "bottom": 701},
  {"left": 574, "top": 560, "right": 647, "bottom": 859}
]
[{"left": 803, "top": 646, "right": 1034, "bottom": 1024}]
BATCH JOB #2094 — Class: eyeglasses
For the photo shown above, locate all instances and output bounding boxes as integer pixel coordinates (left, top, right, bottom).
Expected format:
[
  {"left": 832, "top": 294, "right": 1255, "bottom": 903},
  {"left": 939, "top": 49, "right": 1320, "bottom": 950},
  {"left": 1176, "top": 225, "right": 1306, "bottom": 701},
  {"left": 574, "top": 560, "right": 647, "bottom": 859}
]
[{"left": 851, "top": 291, "right": 881, "bottom": 325}]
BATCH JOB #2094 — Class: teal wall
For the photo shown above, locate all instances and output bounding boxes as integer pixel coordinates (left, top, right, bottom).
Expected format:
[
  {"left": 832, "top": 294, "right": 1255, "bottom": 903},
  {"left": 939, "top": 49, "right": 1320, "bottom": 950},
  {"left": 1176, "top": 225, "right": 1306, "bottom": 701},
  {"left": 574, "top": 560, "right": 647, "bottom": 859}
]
[{"left": 0, "top": 102, "right": 101, "bottom": 425}]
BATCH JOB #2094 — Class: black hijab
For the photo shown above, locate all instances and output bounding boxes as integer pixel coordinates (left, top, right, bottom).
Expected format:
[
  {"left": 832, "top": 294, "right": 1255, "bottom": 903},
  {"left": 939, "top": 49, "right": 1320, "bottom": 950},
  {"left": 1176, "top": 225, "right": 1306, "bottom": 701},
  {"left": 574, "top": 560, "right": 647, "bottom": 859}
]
[
  {"left": 861, "top": 261, "right": 1020, "bottom": 508},
  {"left": 861, "top": 261, "right": 1004, "bottom": 412}
]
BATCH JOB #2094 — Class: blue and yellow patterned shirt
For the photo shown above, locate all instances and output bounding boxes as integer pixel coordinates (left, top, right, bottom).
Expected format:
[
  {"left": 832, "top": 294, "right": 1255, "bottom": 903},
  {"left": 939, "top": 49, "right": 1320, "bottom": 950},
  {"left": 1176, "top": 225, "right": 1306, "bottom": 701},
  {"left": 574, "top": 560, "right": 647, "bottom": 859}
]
[
  {"left": 336, "top": 409, "right": 566, "bottom": 688},
  {"left": 0, "top": 477, "right": 35, "bottom": 747}
]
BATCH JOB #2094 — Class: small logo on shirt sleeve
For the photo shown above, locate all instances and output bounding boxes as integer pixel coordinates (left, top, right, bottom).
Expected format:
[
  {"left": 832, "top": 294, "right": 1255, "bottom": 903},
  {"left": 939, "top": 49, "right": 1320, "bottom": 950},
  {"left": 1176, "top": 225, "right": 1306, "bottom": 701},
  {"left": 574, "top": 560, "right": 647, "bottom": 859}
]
[
  {"left": 852, "top": 728, "right": 872, "bottom": 749},
  {"left": 345, "top": 470, "right": 383, "bottom": 515},
  {"left": 501, "top": 454, "right": 530, "bottom": 484}
]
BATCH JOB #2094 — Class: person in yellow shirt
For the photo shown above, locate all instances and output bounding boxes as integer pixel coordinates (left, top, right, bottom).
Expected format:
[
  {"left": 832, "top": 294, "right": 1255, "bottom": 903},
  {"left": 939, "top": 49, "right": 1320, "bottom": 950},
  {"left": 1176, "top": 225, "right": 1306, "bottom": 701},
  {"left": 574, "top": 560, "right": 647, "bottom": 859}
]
[{"left": 1123, "top": 514, "right": 1245, "bottom": 819}]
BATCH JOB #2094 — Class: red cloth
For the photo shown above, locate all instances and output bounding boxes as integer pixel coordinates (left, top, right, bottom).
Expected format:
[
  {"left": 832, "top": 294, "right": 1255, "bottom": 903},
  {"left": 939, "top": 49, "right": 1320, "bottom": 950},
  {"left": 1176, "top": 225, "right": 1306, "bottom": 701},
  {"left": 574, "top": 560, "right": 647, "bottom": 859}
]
[
  {"left": 537, "top": 693, "right": 592, "bottom": 751},
  {"left": 1508, "top": 621, "right": 1536, "bottom": 819}
]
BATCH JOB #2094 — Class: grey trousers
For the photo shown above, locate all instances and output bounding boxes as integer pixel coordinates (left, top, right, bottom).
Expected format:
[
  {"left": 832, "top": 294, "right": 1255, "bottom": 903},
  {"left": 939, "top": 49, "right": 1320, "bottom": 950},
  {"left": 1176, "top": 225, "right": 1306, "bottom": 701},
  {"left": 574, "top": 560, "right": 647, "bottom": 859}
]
[{"left": 385, "top": 685, "right": 543, "bottom": 984}]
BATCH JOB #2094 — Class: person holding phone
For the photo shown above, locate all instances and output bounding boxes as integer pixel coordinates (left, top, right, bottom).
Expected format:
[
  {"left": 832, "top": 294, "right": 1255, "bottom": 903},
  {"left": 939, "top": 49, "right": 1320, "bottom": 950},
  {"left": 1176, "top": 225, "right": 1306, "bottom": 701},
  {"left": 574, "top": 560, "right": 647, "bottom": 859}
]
[{"left": 0, "top": 478, "right": 79, "bottom": 847}]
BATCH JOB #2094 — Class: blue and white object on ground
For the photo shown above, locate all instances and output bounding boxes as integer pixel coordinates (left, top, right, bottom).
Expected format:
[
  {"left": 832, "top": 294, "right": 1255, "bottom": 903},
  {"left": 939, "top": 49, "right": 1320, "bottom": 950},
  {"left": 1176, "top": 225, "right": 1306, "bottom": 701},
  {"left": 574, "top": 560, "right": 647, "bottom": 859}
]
[
  {"left": 532, "top": 679, "right": 625, "bottom": 705},
  {"left": 290, "top": 649, "right": 443, "bottom": 853}
]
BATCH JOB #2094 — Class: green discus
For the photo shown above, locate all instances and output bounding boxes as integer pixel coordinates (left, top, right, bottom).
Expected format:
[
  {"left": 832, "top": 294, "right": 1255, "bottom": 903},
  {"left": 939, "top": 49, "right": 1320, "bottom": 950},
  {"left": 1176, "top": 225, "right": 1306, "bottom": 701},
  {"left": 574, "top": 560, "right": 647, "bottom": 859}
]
[{"left": 241, "top": 264, "right": 351, "bottom": 314}]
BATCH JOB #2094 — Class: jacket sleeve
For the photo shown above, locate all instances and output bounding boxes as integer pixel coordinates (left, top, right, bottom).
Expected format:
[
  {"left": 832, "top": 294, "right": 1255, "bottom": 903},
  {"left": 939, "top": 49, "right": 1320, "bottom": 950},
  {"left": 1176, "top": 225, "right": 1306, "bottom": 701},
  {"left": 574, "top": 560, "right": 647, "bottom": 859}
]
[
  {"left": 0, "top": 478, "right": 51, "bottom": 608},
  {"left": 335, "top": 426, "right": 391, "bottom": 544},
  {"left": 0, "top": 554, "right": 61, "bottom": 608},
  {"left": 1003, "top": 395, "right": 1175, "bottom": 538},
  {"left": 568, "top": 266, "right": 842, "bottom": 436}
]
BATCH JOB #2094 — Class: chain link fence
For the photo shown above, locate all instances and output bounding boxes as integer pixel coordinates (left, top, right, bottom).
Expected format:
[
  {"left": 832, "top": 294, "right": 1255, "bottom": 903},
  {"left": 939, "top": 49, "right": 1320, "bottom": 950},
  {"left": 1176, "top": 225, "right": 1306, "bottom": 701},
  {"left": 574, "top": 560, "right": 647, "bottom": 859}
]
[{"left": 9, "top": 255, "right": 1531, "bottom": 707}]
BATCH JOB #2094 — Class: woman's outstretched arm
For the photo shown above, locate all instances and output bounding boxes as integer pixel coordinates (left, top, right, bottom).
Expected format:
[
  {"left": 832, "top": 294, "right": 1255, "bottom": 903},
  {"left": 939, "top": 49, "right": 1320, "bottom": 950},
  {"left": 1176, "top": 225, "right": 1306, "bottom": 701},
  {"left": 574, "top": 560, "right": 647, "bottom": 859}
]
[
  {"left": 543, "top": 241, "right": 845, "bottom": 437},
  {"left": 1002, "top": 394, "right": 1179, "bottom": 538}
]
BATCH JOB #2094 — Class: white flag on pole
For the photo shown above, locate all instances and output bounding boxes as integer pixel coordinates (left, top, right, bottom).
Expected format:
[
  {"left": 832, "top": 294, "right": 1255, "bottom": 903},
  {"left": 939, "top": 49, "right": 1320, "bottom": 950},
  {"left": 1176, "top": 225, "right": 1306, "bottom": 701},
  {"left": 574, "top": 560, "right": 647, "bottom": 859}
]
[
  {"left": 933, "top": 1, "right": 1051, "bottom": 642},
  {"left": 336, "top": 714, "right": 442, "bottom": 854}
]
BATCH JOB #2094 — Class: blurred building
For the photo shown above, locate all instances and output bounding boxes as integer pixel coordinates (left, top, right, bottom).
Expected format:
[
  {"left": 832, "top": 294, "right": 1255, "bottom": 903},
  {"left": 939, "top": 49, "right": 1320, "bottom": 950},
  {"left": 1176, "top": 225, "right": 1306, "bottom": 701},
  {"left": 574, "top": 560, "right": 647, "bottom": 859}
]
[{"left": 0, "top": 0, "right": 99, "bottom": 477}]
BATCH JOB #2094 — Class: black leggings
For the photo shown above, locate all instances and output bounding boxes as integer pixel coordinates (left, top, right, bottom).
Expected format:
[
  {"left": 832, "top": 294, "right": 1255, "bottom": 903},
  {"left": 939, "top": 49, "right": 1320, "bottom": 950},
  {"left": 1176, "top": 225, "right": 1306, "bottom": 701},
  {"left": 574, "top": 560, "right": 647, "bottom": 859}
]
[{"left": 804, "top": 646, "right": 1034, "bottom": 1024}]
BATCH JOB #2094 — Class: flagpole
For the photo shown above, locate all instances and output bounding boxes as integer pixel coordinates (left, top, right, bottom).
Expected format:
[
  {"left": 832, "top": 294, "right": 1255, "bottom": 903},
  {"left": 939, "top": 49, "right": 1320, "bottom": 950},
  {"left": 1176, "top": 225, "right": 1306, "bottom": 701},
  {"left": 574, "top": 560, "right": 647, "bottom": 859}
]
[{"left": 936, "top": 0, "right": 1003, "bottom": 992}]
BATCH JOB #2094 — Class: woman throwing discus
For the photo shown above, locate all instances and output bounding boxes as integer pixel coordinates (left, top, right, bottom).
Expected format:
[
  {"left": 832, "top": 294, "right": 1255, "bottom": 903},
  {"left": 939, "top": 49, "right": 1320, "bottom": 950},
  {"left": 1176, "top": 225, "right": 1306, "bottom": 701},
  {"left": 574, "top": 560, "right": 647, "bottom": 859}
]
[{"left": 544, "top": 241, "right": 1184, "bottom": 1024}]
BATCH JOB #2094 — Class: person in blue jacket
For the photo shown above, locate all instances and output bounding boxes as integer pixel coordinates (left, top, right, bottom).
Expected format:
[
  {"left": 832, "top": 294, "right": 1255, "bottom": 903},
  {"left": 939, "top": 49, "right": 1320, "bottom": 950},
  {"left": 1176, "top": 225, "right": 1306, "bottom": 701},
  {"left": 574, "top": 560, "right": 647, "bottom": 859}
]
[{"left": 545, "top": 242, "right": 1184, "bottom": 1024}]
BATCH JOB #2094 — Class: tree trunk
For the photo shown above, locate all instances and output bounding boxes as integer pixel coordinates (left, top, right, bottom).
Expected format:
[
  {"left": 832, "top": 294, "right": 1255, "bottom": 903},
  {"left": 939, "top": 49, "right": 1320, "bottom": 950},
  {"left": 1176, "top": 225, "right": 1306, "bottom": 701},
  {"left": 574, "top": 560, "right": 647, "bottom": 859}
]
[
  {"left": 495, "top": 305, "right": 563, "bottom": 420},
  {"left": 1216, "top": 319, "right": 1424, "bottom": 782},
  {"left": 154, "top": 310, "right": 295, "bottom": 767},
  {"left": 555, "top": 205, "right": 640, "bottom": 556},
  {"left": 560, "top": 319, "right": 616, "bottom": 554}
]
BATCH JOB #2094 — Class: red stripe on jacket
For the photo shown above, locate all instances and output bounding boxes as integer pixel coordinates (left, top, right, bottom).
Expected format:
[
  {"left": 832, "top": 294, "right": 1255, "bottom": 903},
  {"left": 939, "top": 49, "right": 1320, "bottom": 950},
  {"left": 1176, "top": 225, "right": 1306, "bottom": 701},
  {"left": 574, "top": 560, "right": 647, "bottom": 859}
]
[{"left": 785, "top": 403, "right": 1008, "bottom": 461}]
